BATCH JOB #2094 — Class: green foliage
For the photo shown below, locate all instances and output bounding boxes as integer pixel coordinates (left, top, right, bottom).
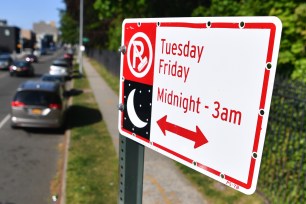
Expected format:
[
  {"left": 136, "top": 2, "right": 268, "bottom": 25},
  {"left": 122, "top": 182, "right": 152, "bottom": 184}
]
[
  {"left": 192, "top": 1, "right": 306, "bottom": 80},
  {"left": 93, "top": 0, "right": 122, "bottom": 50},
  {"left": 93, "top": 0, "right": 150, "bottom": 50},
  {"left": 93, "top": 0, "right": 115, "bottom": 20},
  {"left": 60, "top": 1, "right": 305, "bottom": 80},
  {"left": 60, "top": 12, "right": 79, "bottom": 44}
]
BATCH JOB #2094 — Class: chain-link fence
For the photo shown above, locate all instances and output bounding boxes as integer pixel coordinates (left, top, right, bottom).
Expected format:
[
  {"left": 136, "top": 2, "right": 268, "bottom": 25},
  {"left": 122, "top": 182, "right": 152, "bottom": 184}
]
[
  {"left": 259, "top": 78, "right": 306, "bottom": 204},
  {"left": 86, "top": 49, "right": 120, "bottom": 77}
]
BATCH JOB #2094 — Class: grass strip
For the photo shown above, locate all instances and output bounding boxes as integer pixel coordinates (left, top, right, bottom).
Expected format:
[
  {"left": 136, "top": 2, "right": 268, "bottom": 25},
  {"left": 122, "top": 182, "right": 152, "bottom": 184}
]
[
  {"left": 87, "top": 57, "right": 266, "bottom": 203},
  {"left": 177, "top": 164, "right": 266, "bottom": 204},
  {"left": 65, "top": 72, "right": 118, "bottom": 204}
]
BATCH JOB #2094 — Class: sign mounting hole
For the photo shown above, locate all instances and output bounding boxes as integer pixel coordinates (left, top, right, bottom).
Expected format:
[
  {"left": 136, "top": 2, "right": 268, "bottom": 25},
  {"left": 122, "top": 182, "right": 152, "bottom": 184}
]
[
  {"left": 252, "top": 152, "right": 258, "bottom": 159},
  {"left": 207, "top": 21, "right": 211, "bottom": 28},
  {"left": 259, "top": 109, "right": 265, "bottom": 116},
  {"left": 239, "top": 21, "right": 245, "bottom": 28},
  {"left": 266, "top": 62, "right": 272, "bottom": 70}
]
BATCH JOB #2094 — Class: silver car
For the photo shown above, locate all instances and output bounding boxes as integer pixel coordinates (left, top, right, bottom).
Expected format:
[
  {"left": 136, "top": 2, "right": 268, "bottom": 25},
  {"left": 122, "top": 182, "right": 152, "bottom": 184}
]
[
  {"left": 49, "top": 59, "right": 71, "bottom": 76},
  {"left": 11, "top": 80, "right": 67, "bottom": 129},
  {"left": 40, "top": 73, "right": 69, "bottom": 91}
]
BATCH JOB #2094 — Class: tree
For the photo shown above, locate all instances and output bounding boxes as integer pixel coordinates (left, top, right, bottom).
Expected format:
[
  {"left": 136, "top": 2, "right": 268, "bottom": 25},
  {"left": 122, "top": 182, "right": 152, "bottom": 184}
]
[
  {"left": 60, "top": 11, "right": 79, "bottom": 44},
  {"left": 60, "top": 0, "right": 305, "bottom": 81},
  {"left": 192, "top": 0, "right": 306, "bottom": 80},
  {"left": 93, "top": 0, "right": 209, "bottom": 50},
  {"left": 60, "top": 0, "right": 109, "bottom": 48}
]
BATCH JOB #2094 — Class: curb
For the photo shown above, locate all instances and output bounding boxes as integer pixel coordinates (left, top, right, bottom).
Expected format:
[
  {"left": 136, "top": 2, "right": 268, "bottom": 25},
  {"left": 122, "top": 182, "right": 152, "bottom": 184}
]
[{"left": 57, "top": 79, "right": 74, "bottom": 204}]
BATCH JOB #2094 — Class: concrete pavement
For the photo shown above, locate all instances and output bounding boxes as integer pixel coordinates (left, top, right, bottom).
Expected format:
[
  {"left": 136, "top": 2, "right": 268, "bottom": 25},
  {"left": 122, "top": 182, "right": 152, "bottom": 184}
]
[{"left": 83, "top": 57, "right": 207, "bottom": 204}]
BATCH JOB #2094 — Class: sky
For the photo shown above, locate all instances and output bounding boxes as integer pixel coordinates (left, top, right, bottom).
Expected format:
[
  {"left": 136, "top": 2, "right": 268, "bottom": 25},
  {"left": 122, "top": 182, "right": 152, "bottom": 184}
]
[{"left": 1, "top": 0, "right": 66, "bottom": 30}]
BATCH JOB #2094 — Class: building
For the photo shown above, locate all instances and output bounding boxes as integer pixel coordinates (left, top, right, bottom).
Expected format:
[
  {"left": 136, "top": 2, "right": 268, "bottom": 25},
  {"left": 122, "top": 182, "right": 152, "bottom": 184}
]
[
  {"left": 21, "top": 30, "right": 36, "bottom": 50},
  {"left": 0, "top": 20, "right": 8, "bottom": 26},
  {"left": 33, "top": 21, "right": 59, "bottom": 50},
  {"left": 0, "top": 26, "right": 21, "bottom": 53}
]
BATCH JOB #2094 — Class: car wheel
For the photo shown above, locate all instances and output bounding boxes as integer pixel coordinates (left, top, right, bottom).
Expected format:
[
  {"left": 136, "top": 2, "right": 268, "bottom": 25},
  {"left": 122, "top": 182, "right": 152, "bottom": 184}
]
[
  {"left": 29, "top": 70, "right": 34, "bottom": 77},
  {"left": 11, "top": 123, "right": 18, "bottom": 129},
  {"left": 57, "top": 121, "right": 66, "bottom": 133}
]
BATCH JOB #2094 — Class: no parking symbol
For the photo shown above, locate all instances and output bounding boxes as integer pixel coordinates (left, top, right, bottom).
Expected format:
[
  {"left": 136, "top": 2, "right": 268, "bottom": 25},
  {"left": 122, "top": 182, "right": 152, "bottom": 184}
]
[{"left": 127, "top": 32, "right": 153, "bottom": 78}]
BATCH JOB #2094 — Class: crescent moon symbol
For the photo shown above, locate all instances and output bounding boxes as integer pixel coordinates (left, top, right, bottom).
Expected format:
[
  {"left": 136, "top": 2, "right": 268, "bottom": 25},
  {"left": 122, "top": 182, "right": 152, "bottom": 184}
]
[{"left": 127, "top": 89, "right": 148, "bottom": 128}]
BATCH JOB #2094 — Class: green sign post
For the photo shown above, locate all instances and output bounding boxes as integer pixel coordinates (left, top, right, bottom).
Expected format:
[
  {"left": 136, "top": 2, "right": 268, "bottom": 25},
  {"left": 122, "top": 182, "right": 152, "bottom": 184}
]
[{"left": 83, "top": 37, "right": 89, "bottom": 43}]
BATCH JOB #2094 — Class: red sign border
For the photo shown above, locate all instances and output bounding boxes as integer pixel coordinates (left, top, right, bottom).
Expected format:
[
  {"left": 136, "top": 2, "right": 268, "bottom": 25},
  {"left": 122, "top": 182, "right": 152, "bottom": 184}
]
[{"left": 119, "top": 20, "right": 278, "bottom": 192}]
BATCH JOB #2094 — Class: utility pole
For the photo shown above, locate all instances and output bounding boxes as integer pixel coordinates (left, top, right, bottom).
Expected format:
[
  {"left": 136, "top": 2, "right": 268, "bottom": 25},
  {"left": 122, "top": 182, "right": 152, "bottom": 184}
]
[{"left": 78, "top": 0, "right": 83, "bottom": 75}]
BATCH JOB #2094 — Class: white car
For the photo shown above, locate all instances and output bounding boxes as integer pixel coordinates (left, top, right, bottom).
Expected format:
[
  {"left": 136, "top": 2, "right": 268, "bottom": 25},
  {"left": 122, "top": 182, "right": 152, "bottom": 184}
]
[{"left": 49, "top": 59, "right": 71, "bottom": 76}]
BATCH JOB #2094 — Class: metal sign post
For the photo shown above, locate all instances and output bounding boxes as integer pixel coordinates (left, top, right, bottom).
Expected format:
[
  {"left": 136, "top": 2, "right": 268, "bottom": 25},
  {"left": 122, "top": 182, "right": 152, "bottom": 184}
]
[
  {"left": 118, "top": 134, "right": 144, "bottom": 204},
  {"left": 78, "top": 0, "right": 83, "bottom": 75}
]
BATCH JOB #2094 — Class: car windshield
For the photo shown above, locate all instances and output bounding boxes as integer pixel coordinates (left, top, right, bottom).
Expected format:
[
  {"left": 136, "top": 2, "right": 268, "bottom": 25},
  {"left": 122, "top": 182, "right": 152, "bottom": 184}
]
[
  {"left": 14, "top": 61, "right": 28, "bottom": 67},
  {"left": 42, "top": 76, "right": 65, "bottom": 83},
  {"left": 0, "top": 56, "right": 10, "bottom": 61},
  {"left": 14, "top": 91, "right": 61, "bottom": 106},
  {"left": 52, "top": 63, "right": 68, "bottom": 67}
]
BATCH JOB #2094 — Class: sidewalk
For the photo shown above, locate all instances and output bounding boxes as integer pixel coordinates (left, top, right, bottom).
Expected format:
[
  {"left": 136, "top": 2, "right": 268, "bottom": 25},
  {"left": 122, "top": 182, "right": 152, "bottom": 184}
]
[{"left": 83, "top": 57, "right": 207, "bottom": 204}]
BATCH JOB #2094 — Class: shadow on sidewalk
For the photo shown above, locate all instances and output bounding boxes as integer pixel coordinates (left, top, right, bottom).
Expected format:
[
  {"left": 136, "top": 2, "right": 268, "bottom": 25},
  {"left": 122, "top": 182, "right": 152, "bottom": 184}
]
[
  {"left": 66, "top": 105, "right": 103, "bottom": 129},
  {"left": 65, "top": 88, "right": 83, "bottom": 97}
]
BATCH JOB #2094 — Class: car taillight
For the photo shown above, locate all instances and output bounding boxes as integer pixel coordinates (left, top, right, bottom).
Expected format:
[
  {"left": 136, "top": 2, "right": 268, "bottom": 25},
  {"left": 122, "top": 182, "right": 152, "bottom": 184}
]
[
  {"left": 11, "top": 101, "right": 25, "bottom": 107},
  {"left": 9, "top": 65, "right": 16, "bottom": 71},
  {"left": 49, "top": 103, "right": 62, "bottom": 109}
]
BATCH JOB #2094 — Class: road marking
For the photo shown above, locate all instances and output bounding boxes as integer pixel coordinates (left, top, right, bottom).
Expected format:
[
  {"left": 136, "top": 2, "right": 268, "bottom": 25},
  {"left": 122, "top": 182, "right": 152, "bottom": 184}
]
[{"left": 0, "top": 114, "right": 10, "bottom": 129}]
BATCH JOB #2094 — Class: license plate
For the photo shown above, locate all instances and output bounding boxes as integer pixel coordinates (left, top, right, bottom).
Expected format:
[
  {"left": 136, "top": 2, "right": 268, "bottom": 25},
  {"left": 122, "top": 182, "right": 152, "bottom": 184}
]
[{"left": 31, "top": 109, "right": 42, "bottom": 115}]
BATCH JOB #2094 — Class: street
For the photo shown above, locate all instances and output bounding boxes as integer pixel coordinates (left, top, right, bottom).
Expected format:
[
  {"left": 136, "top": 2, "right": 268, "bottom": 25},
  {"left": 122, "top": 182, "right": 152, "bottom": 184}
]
[{"left": 0, "top": 51, "right": 65, "bottom": 204}]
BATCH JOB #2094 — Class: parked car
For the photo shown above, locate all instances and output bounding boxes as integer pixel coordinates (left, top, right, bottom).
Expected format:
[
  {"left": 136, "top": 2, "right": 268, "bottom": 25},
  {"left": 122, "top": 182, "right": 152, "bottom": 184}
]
[
  {"left": 63, "top": 52, "right": 73, "bottom": 67},
  {"left": 25, "top": 54, "right": 38, "bottom": 63},
  {"left": 9, "top": 60, "right": 35, "bottom": 77},
  {"left": 0, "top": 54, "right": 13, "bottom": 70},
  {"left": 40, "top": 73, "right": 69, "bottom": 91},
  {"left": 49, "top": 59, "right": 71, "bottom": 76},
  {"left": 33, "top": 49, "right": 41, "bottom": 57},
  {"left": 10, "top": 80, "right": 67, "bottom": 129}
]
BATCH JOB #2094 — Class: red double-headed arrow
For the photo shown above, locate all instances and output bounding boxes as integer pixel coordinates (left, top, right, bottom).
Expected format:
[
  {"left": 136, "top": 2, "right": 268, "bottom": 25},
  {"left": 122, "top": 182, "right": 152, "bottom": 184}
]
[{"left": 157, "top": 115, "right": 208, "bottom": 149}]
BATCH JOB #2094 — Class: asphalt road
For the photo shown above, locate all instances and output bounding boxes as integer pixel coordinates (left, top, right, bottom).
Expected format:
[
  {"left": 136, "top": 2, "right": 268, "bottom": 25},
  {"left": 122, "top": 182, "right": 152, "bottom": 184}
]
[{"left": 0, "top": 51, "right": 65, "bottom": 204}]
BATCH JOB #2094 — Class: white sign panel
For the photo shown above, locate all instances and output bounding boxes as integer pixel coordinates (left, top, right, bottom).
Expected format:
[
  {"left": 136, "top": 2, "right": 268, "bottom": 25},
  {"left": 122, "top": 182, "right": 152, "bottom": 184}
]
[{"left": 118, "top": 17, "right": 282, "bottom": 194}]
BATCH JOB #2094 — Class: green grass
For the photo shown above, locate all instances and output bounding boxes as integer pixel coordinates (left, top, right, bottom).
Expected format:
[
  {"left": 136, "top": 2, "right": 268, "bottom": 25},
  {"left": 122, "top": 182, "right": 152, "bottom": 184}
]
[
  {"left": 177, "top": 164, "right": 266, "bottom": 204},
  {"left": 66, "top": 71, "right": 118, "bottom": 204},
  {"left": 87, "top": 57, "right": 267, "bottom": 204}
]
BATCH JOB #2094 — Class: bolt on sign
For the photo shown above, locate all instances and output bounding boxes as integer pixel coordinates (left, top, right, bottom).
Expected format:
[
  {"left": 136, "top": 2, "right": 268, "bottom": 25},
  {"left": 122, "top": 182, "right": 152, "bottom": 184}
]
[{"left": 118, "top": 17, "right": 282, "bottom": 194}]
